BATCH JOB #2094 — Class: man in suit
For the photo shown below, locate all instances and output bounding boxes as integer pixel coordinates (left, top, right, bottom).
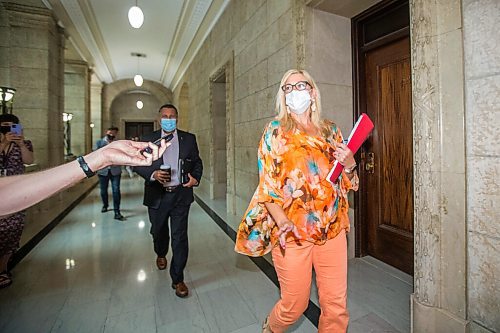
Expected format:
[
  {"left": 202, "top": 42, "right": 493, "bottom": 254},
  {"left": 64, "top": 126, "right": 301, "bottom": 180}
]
[
  {"left": 95, "top": 126, "right": 125, "bottom": 221},
  {"left": 134, "top": 104, "right": 203, "bottom": 298}
]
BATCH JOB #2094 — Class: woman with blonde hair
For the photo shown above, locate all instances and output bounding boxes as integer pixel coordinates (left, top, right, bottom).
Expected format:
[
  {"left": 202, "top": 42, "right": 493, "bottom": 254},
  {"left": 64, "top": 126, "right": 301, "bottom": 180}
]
[{"left": 235, "top": 69, "right": 358, "bottom": 332}]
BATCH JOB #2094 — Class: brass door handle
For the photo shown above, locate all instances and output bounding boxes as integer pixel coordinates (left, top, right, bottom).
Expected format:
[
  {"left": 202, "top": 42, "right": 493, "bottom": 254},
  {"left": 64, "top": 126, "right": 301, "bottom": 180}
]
[{"left": 365, "top": 152, "right": 375, "bottom": 173}]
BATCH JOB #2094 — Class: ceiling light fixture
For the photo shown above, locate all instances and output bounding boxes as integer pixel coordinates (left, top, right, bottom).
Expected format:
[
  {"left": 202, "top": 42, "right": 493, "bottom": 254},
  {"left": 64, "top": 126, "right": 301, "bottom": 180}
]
[
  {"left": 134, "top": 74, "right": 143, "bottom": 87},
  {"left": 1, "top": 87, "right": 16, "bottom": 114},
  {"left": 136, "top": 100, "right": 143, "bottom": 109},
  {"left": 131, "top": 52, "right": 146, "bottom": 87},
  {"left": 128, "top": 1, "right": 144, "bottom": 29}
]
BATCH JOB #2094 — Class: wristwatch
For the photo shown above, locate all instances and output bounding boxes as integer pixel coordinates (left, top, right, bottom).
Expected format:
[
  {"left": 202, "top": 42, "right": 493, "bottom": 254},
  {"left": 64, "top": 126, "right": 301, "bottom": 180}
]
[
  {"left": 344, "top": 163, "right": 357, "bottom": 174},
  {"left": 77, "top": 156, "right": 96, "bottom": 178}
]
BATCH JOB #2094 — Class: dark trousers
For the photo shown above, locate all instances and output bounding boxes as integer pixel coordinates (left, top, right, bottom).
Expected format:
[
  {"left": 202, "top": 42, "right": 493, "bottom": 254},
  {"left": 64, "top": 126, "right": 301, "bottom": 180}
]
[
  {"left": 98, "top": 172, "right": 121, "bottom": 212},
  {"left": 148, "top": 190, "right": 190, "bottom": 284}
]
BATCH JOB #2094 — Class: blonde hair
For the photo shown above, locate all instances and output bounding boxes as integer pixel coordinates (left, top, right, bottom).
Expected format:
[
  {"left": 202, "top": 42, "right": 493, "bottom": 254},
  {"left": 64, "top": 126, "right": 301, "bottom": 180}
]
[{"left": 275, "top": 69, "right": 331, "bottom": 137}]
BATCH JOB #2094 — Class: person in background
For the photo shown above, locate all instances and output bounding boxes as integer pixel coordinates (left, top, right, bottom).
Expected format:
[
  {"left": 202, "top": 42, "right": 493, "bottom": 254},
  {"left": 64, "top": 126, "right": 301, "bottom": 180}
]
[
  {"left": 0, "top": 138, "right": 168, "bottom": 290},
  {"left": 125, "top": 137, "right": 138, "bottom": 178},
  {"left": 134, "top": 104, "right": 203, "bottom": 298},
  {"left": 235, "top": 69, "right": 359, "bottom": 332},
  {"left": 0, "top": 140, "right": 168, "bottom": 217},
  {"left": 95, "top": 126, "right": 125, "bottom": 220},
  {"left": 0, "top": 113, "right": 34, "bottom": 288}
]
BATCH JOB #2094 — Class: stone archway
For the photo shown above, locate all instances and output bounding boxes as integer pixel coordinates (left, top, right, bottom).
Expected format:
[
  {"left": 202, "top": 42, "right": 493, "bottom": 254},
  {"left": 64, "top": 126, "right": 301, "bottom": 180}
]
[{"left": 101, "top": 79, "right": 172, "bottom": 134}]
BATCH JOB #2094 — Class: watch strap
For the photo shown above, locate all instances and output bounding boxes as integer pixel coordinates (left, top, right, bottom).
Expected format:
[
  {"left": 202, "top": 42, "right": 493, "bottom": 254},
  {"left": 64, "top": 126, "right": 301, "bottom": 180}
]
[
  {"left": 77, "top": 156, "right": 96, "bottom": 178},
  {"left": 345, "top": 163, "right": 357, "bottom": 174}
]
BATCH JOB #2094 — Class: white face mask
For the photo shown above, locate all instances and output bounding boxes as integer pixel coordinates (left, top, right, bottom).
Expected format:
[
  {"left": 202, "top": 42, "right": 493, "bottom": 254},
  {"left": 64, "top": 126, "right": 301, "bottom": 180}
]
[{"left": 285, "top": 90, "right": 311, "bottom": 115}]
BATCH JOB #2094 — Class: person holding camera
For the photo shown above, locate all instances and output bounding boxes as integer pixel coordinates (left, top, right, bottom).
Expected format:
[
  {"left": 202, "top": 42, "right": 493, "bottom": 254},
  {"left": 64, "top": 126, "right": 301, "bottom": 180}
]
[
  {"left": 95, "top": 126, "right": 125, "bottom": 221},
  {"left": 134, "top": 104, "right": 203, "bottom": 298},
  {"left": 0, "top": 113, "right": 34, "bottom": 288}
]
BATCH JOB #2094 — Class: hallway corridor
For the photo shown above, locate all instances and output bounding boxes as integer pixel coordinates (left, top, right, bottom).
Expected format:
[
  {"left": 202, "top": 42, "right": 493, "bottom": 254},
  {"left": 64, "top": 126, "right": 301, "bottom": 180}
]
[{"left": 0, "top": 177, "right": 412, "bottom": 333}]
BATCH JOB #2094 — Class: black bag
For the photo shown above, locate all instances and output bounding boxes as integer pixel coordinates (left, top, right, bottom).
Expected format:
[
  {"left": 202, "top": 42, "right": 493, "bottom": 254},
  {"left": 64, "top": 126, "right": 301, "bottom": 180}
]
[{"left": 178, "top": 158, "right": 193, "bottom": 184}]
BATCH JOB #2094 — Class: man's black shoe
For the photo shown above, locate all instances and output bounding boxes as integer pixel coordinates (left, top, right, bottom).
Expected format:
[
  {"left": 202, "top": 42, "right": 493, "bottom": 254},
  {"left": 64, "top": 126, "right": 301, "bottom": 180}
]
[
  {"left": 114, "top": 212, "right": 125, "bottom": 221},
  {"left": 101, "top": 206, "right": 108, "bottom": 213}
]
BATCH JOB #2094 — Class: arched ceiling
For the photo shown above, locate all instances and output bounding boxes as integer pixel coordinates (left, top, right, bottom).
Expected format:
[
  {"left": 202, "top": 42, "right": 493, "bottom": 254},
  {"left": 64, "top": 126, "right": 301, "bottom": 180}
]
[{"left": 42, "top": 0, "right": 229, "bottom": 90}]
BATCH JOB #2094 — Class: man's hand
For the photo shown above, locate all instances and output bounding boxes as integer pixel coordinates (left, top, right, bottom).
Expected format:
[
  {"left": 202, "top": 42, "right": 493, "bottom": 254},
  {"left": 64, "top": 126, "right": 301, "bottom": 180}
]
[
  {"left": 5, "top": 132, "right": 24, "bottom": 144},
  {"left": 153, "top": 169, "right": 171, "bottom": 185},
  {"left": 182, "top": 173, "right": 198, "bottom": 188}
]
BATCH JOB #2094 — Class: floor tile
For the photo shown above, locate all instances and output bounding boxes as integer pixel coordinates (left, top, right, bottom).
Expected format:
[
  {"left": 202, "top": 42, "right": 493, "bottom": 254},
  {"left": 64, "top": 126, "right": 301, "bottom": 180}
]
[{"left": 103, "top": 306, "right": 156, "bottom": 333}]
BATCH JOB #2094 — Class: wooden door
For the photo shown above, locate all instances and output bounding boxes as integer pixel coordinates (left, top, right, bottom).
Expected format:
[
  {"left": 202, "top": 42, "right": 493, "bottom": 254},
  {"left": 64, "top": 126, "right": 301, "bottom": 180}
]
[
  {"left": 125, "top": 122, "right": 154, "bottom": 140},
  {"left": 363, "top": 36, "right": 413, "bottom": 274}
]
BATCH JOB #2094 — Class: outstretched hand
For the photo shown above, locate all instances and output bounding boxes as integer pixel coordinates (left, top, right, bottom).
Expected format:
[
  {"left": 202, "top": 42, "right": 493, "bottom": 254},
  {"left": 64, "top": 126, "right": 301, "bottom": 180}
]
[
  {"left": 98, "top": 139, "right": 169, "bottom": 169},
  {"left": 0, "top": 139, "right": 169, "bottom": 218},
  {"left": 276, "top": 220, "right": 300, "bottom": 249}
]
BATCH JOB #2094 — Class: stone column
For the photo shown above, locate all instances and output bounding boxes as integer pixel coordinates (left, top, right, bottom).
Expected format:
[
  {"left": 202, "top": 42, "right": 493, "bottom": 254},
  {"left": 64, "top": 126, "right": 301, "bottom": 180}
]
[
  {"left": 463, "top": 1, "right": 500, "bottom": 332},
  {"left": 90, "top": 74, "right": 103, "bottom": 149},
  {"left": 64, "top": 59, "right": 90, "bottom": 157},
  {"left": 0, "top": 4, "right": 11, "bottom": 87},
  {"left": 410, "top": 0, "right": 469, "bottom": 331},
  {"left": 3, "top": 2, "right": 65, "bottom": 168},
  {"left": 101, "top": 83, "right": 112, "bottom": 132}
]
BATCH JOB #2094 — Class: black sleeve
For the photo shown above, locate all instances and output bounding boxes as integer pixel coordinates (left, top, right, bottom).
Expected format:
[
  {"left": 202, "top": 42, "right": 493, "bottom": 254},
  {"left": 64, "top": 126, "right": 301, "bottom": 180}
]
[{"left": 190, "top": 135, "right": 203, "bottom": 186}]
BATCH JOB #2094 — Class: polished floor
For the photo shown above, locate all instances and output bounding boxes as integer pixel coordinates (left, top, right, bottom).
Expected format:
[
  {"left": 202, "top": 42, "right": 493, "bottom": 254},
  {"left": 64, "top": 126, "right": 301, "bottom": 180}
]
[{"left": 0, "top": 177, "right": 412, "bottom": 333}]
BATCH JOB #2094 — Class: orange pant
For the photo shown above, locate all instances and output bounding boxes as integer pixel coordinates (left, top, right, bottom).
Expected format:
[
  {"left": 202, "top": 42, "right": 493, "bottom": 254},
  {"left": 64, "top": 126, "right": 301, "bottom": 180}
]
[{"left": 268, "top": 229, "right": 348, "bottom": 333}]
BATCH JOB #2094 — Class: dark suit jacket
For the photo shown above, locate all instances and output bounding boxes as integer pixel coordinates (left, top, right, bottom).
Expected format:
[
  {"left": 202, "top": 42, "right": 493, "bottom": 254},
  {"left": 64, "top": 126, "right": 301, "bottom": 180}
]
[{"left": 134, "top": 129, "right": 203, "bottom": 209}]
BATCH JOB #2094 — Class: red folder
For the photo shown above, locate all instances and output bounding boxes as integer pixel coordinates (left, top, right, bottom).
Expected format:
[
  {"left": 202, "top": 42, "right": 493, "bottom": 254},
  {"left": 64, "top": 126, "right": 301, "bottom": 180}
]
[{"left": 327, "top": 113, "right": 374, "bottom": 183}]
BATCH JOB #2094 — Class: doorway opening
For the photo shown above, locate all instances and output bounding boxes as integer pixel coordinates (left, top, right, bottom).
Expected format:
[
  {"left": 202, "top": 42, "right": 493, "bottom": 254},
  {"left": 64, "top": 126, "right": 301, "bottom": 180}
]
[
  {"left": 211, "top": 71, "right": 227, "bottom": 204},
  {"left": 353, "top": 0, "right": 414, "bottom": 275},
  {"left": 125, "top": 121, "right": 154, "bottom": 140}
]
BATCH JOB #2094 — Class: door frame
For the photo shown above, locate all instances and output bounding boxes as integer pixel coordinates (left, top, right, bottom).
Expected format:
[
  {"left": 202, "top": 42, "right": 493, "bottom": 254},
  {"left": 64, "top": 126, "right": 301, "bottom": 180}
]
[
  {"left": 352, "top": 0, "right": 411, "bottom": 258},
  {"left": 123, "top": 120, "right": 155, "bottom": 140}
]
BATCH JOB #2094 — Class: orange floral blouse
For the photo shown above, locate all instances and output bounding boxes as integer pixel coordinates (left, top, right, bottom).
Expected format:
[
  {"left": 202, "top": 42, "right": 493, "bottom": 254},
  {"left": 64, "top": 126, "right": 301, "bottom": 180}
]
[{"left": 235, "top": 120, "right": 358, "bottom": 257}]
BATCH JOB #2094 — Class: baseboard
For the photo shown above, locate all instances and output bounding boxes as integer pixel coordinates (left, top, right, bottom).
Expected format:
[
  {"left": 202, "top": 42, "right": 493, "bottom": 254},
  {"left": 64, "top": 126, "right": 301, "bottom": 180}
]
[{"left": 411, "top": 294, "right": 470, "bottom": 333}]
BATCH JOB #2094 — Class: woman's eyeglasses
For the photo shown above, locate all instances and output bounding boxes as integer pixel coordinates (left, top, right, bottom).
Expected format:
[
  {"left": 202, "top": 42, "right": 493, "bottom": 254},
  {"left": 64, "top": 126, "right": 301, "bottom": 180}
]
[{"left": 281, "top": 81, "right": 311, "bottom": 94}]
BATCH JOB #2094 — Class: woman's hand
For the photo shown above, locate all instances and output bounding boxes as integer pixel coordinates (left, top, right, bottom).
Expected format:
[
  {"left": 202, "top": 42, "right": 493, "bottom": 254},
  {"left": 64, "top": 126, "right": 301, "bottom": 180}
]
[
  {"left": 4, "top": 132, "right": 23, "bottom": 144},
  {"left": 333, "top": 142, "right": 356, "bottom": 169},
  {"left": 276, "top": 220, "right": 300, "bottom": 249},
  {"left": 89, "top": 139, "right": 170, "bottom": 171}
]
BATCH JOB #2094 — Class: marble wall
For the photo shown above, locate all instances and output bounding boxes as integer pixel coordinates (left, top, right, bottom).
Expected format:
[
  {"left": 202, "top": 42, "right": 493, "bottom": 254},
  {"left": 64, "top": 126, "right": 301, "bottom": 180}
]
[
  {"left": 1, "top": 1, "right": 100, "bottom": 253},
  {"left": 304, "top": 8, "right": 353, "bottom": 133},
  {"left": 0, "top": 5, "right": 10, "bottom": 87},
  {"left": 411, "top": 0, "right": 499, "bottom": 331},
  {"left": 463, "top": 0, "right": 500, "bottom": 331},
  {"left": 410, "top": 0, "right": 469, "bottom": 330},
  {"left": 173, "top": 0, "right": 297, "bottom": 214},
  {"left": 3, "top": 2, "right": 66, "bottom": 168}
]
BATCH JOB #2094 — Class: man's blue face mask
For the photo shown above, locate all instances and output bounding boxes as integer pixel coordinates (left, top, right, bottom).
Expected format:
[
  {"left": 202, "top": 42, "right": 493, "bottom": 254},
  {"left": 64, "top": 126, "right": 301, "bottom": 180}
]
[{"left": 161, "top": 118, "right": 177, "bottom": 132}]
